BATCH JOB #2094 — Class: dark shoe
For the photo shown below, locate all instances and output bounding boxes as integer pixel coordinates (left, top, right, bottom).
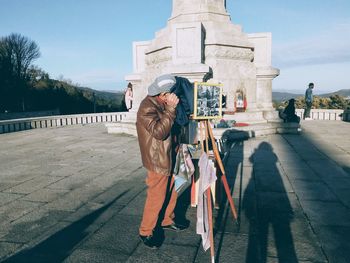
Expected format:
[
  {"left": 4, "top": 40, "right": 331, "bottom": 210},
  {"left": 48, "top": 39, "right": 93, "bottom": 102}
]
[
  {"left": 162, "top": 222, "right": 188, "bottom": 232},
  {"left": 139, "top": 234, "right": 158, "bottom": 249}
]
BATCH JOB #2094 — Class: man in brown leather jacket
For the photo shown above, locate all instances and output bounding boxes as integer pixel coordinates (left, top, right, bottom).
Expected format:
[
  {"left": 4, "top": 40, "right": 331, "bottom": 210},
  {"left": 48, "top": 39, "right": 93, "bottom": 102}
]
[{"left": 136, "top": 74, "right": 187, "bottom": 249}]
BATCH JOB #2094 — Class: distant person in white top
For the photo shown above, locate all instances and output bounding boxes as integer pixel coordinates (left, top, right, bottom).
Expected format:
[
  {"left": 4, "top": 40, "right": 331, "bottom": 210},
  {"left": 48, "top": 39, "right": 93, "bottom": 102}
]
[
  {"left": 125, "top": 82, "right": 133, "bottom": 111},
  {"left": 304, "top": 82, "right": 314, "bottom": 120}
]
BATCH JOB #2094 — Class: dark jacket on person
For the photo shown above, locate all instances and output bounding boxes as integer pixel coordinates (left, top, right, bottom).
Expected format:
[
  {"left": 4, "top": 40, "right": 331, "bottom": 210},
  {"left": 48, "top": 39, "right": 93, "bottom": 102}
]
[
  {"left": 283, "top": 99, "right": 300, "bottom": 123},
  {"left": 136, "top": 95, "right": 177, "bottom": 176},
  {"left": 170, "top": 77, "right": 194, "bottom": 126}
]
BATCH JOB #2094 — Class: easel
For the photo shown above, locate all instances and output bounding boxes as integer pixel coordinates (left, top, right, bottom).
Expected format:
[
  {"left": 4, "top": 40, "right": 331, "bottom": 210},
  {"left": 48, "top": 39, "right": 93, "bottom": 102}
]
[{"left": 197, "top": 119, "right": 238, "bottom": 263}]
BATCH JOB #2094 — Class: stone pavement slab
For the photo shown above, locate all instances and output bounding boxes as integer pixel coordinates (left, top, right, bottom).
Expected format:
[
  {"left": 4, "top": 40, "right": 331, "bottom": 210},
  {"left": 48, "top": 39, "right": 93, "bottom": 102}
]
[
  {"left": 312, "top": 225, "right": 350, "bottom": 263},
  {"left": 0, "top": 121, "right": 349, "bottom": 262}
]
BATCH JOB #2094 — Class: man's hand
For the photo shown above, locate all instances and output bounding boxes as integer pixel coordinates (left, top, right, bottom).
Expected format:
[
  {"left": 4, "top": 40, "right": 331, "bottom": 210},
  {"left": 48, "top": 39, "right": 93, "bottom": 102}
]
[{"left": 165, "top": 93, "right": 179, "bottom": 108}]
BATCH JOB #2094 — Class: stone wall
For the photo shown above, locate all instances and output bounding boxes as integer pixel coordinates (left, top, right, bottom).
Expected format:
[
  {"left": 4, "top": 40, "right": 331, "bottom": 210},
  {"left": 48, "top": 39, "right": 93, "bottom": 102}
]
[
  {"left": 0, "top": 112, "right": 127, "bottom": 134},
  {"left": 0, "top": 109, "right": 60, "bottom": 121},
  {"left": 295, "top": 109, "right": 346, "bottom": 121}
]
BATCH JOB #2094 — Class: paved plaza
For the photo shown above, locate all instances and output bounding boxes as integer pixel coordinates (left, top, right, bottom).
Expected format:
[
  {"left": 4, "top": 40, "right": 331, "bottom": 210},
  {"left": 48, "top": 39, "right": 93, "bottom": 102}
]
[{"left": 0, "top": 121, "right": 349, "bottom": 263}]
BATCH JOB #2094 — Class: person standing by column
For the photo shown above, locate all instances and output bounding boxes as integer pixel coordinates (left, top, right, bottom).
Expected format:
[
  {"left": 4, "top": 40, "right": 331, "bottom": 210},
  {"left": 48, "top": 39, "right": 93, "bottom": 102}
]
[
  {"left": 124, "top": 82, "right": 133, "bottom": 111},
  {"left": 136, "top": 74, "right": 188, "bottom": 249},
  {"left": 304, "top": 82, "right": 314, "bottom": 120}
]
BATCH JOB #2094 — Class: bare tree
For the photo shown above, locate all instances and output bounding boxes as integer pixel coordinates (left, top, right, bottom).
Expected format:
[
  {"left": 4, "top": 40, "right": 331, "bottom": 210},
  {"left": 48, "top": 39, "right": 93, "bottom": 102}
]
[
  {"left": 0, "top": 33, "right": 40, "bottom": 111},
  {"left": 1, "top": 33, "right": 40, "bottom": 79}
]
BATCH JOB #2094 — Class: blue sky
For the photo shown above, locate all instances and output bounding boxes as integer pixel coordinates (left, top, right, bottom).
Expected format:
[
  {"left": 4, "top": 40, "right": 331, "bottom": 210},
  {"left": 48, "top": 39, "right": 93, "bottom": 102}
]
[{"left": 1, "top": 0, "right": 349, "bottom": 93}]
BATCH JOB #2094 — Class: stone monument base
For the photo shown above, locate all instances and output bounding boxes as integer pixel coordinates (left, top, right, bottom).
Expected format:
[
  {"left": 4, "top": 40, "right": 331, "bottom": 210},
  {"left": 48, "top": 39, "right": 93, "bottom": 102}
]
[
  {"left": 222, "top": 109, "right": 281, "bottom": 124},
  {"left": 212, "top": 122, "right": 300, "bottom": 141},
  {"left": 105, "top": 112, "right": 137, "bottom": 136},
  {"left": 105, "top": 121, "right": 137, "bottom": 137},
  {"left": 106, "top": 112, "right": 301, "bottom": 139}
]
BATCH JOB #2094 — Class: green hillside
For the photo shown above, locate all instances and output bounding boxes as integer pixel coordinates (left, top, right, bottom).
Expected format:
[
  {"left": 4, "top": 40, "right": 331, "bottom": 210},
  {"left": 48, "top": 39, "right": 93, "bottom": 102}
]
[
  {"left": 318, "top": 89, "right": 350, "bottom": 98},
  {"left": 273, "top": 89, "right": 350, "bottom": 110},
  {"left": 272, "top": 89, "right": 350, "bottom": 102},
  {"left": 26, "top": 78, "right": 126, "bottom": 115}
]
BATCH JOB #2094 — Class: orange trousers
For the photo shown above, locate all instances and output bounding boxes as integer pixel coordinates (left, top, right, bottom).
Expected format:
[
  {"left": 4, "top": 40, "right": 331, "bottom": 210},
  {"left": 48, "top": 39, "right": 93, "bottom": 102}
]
[{"left": 139, "top": 171, "right": 178, "bottom": 236}]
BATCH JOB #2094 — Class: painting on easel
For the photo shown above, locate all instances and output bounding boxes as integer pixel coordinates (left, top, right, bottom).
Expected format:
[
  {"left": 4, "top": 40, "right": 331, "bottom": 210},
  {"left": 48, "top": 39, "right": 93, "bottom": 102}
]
[{"left": 193, "top": 82, "right": 223, "bottom": 120}]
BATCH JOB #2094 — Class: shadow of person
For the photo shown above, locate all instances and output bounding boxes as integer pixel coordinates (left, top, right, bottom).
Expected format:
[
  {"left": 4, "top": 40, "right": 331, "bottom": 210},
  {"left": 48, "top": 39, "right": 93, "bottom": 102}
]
[
  {"left": 214, "top": 129, "right": 249, "bottom": 261},
  {"left": 2, "top": 190, "right": 130, "bottom": 263},
  {"left": 215, "top": 130, "right": 247, "bottom": 229},
  {"left": 173, "top": 181, "right": 192, "bottom": 226},
  {"left": 245, "top": 142, "right": 297, "bottom": 263}
]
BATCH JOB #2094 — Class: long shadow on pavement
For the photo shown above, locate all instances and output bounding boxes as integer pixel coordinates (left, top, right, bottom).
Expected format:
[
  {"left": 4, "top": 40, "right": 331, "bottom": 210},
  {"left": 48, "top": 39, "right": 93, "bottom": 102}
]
[
  {"left": 2, "top": 190, "right": 129, "bottom": 263},
  {"left": 214, "top": 130, "right": 251, "bottom": 262},
  {"left": 213, "top": 132, "right": 298, "bottom": 263},
  {"left": 247, "top": 142, "right": 297, "bottom": 263}
]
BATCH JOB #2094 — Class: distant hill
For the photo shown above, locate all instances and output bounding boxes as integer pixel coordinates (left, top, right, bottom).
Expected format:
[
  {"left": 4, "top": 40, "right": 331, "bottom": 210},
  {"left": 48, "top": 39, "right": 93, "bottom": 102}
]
[
  {"left": 21, "top": 78, "right": 127, "bottom": 115},
  {"left": 318, "top": 89, "right": 350, "bottom": 98},
  {"left": 273, "top": 89, "right": 350, "bottom": 102},
  {"left": 75, "top": 86, "right": 125, "bottom": 106},
  {"left": 0, "top": 79, "right": 126, "bottom": 119},
  {"left": 101, "top": 89, "right": 122, "bottom": 93},
  {"left": 272, "top": 92, "right": 303, "bottom": 102},
  {"left": 272, "top": 91, "right": 304, "bottom": 102}
]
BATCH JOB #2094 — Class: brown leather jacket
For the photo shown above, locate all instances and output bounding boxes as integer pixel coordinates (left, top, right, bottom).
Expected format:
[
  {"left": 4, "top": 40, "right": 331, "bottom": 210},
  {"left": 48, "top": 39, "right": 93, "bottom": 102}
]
[{"left": 136, "top": 96, "right": 176, "bottom": 176}]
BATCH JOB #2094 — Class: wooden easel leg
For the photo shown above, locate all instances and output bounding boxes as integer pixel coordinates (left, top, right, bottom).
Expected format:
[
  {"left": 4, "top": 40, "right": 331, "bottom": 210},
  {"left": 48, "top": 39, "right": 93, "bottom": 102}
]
[
  {"left": 221, "top": 174, "right": 238, "bottom": 220},
  {"left": 207, "top": 122, "right": 238, "bottom": 221},
  {"left": 191, "top": 175, "right": 196, "bottom": 207},
  {"left": 207, "top": 187, "right": 215, "bottom": 263},
  {"left": 201, "top": 121, "right": 215, "bottom": 262}
]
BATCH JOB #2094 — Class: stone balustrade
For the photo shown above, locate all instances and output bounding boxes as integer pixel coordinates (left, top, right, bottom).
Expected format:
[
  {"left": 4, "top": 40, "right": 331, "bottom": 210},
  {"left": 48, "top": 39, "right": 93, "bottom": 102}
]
[
  {"left": 0, "top": 112, "right": 127, "bottom": 134},
  {"left": 1, "top": 109, "right": 348, "bottom": 135},
  {"left": 295, "top": 109, "right": 347, "bottom": 121}
]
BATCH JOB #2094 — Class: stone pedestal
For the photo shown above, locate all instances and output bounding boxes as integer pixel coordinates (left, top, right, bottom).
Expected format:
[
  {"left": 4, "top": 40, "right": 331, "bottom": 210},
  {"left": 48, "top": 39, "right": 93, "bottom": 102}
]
[
  {"left": 124, "top": 0, "right": 280, "bottom": 123},
  {"left": 171, "top": 0, "right": 228, "bottom": 20},
  {"left": 248, "top": 32, "right": 280, "bottom": 121}
]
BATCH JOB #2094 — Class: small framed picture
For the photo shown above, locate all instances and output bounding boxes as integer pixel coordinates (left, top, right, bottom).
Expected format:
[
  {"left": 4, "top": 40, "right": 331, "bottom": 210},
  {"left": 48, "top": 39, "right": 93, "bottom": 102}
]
[{"left": 193, "top": 82, "right": 223, "bottom": 120}]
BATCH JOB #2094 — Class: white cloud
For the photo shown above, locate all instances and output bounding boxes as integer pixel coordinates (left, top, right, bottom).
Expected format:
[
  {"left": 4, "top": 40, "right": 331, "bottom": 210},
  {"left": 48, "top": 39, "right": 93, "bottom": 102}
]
[{"left": 273, "top": 22, "right": 350, "bottom": 68}]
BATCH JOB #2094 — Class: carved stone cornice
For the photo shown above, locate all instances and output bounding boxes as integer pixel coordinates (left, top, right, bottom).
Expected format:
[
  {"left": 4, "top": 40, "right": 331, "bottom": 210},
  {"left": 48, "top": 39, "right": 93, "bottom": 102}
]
[
  {"left": 145, "top": 47, "right": 172, "bottom": 66},
  {"left": 205, "top": 45, "right": 254, "bottom": 61},
  {"left": 256, "top": 67, "right": 280, "bottom": 79}
]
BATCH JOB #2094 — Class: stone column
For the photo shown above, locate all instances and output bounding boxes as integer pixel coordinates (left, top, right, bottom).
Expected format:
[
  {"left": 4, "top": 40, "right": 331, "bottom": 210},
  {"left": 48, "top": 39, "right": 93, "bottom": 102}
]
[
  {"left": 171, "top": 0, "right": 227, "bottom": 17},
  {"left": 256, "top": 67, "right": 279, "bottom": 110},
  {"left": 166, "top": 21, "right": 211, "bottom": 84},
  {"left": 125, "top": 41, "right": 151, "bottom": 112},
  {"left": 248, "top": 33, "right": 280, "bottom": 111}
]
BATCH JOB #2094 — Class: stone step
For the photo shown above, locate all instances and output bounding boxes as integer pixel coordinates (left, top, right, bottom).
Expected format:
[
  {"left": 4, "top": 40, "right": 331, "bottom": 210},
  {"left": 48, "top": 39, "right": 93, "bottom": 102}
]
[
  {"left": 106, "top": 121, "right": 300, "bottom": 140},
  {"left": 213, "top": 121, "right": 300, "bottom": 140},
  {"left": 222, "top": 111, "right": 267, "bottom": 124},
  {"left": 105, "top": 122, "right": 137, "bottom": 136}
]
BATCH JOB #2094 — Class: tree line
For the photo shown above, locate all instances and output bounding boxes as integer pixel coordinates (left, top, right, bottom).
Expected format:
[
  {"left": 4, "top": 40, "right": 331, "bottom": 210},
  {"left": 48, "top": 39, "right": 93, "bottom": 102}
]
[
  {"left": 274, "top": 95, "right": 350, "bottom": 111},
  {"left": 0, "top": 33, "right": 125, "bottom": 115}
]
